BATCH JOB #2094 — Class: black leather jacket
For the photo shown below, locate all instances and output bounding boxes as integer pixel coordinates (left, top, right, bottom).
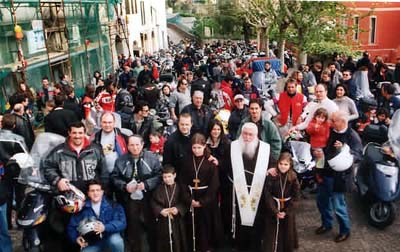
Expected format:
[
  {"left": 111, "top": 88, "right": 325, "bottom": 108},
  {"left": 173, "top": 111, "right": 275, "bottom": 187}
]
[
  {"left": 43, "top": 141, "right": 109, "bottom": 192},
  {"left": 111, "top": 151, "right": 161, "bottom": 203}
]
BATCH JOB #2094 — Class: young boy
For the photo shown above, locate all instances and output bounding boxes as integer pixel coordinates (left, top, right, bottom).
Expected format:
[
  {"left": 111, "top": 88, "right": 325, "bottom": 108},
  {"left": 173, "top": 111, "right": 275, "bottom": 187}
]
[
  {"left": 67, "top": 180, "right": 126, "bottom": 252},
  {"left": 151, "top": 165, "right": 189, "bottom": 252}
]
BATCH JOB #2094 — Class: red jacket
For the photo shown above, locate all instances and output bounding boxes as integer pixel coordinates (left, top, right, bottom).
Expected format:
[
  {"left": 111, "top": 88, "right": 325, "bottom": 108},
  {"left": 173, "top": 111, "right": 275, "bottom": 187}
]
[
  {"left": 306, "top": 119, "right": 331, "bottom": 148},
  {"left": 149, "top": 136, "right": 165, "bottom": 155},
  {"left": 152, "top": 63, "right": 159, "bottom": 80},
  {"left": 95, "top": 91, "right": 116, "bottom": 112},
  {"left": 220, "top": 80, "right": 234, "bottom": 111},
  {"left": 277, "top": 92, "right": 306, "bottom": 126}
]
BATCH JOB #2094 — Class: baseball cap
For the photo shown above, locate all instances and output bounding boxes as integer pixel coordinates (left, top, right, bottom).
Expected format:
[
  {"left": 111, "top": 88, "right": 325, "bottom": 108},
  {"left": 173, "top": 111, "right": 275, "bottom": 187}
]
[{"left": 234, "top": 94, "right": 245, "bottom": 101}]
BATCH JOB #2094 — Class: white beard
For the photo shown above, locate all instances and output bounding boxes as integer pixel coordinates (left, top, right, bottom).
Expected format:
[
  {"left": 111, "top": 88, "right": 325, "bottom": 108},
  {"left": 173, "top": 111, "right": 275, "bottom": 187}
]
[{"left": 238, "top": 136, "right": 259, "bottom": 160}]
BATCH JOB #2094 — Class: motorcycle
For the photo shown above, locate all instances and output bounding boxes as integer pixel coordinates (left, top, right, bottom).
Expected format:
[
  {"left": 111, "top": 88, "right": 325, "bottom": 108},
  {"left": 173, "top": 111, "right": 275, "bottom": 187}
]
[
  {"left": 10, "top": 133, "right": 65, "bottom": 251},
  {"left": 355, "top": 109, "right": 400, "bottom": 228}
]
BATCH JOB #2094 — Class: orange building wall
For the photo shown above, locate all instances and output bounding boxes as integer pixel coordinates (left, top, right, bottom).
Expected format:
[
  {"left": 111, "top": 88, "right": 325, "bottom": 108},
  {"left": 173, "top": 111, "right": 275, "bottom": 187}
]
[{"left": 345, "top": 1, "right": 400, "bottom": 63}]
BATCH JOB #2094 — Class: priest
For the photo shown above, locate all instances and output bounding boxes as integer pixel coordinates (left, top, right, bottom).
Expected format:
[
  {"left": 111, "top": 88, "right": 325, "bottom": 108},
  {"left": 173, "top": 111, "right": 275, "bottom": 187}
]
[{"left": 227, "top": 122, "right": 277, "bottom": 251}]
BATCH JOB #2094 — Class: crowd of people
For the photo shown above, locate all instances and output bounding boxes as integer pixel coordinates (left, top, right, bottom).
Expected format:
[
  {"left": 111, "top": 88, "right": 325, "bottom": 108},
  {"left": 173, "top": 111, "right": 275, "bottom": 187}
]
[{"left": 0, "top": 39, "right": 400, "bottom": 252}]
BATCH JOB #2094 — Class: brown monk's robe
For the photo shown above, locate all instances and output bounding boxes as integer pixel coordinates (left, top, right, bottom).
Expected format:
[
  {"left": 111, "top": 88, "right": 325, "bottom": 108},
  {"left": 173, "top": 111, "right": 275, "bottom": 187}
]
[
  {"left": 151, "top": 182, "right": 190, "bottom": 252},
  {"left": 264, "top": 170, "right": 300, "bottom": 252},
  {"left": 179, "top": 154, "right": 224, "bottom": 252}
]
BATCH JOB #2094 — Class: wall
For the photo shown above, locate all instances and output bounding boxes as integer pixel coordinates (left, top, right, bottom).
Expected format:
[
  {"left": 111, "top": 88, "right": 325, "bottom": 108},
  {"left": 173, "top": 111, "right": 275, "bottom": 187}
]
[{"left": 346, "top": 1, "right": 400, "bottom": 63}]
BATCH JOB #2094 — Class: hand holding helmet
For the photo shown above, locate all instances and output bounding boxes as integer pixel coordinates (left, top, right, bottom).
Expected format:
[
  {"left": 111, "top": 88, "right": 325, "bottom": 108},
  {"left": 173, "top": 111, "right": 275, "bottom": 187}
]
[
  {"left": 93, "top": 221, "right": 105, "bottom": 234},
  {"left": 57, "top": 178, "right": 70, "bottom": 191},
  {"left": 76, "top": 236, "right": 88, "bottom": 248},
  {"left": 328, "top": 144, "right": 354, "bottom": 172},
  {"left": 55, "top": 183, "right": 86, "bottom": 213},
  {"left": 77, "top": 217, "right": 103, "bottom": 245}
]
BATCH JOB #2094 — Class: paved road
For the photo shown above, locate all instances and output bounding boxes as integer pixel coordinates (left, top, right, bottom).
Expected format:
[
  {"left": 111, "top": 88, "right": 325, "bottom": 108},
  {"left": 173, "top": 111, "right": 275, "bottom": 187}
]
[{"left": 10, "top": 189, "right": 400, "bottom": 252}]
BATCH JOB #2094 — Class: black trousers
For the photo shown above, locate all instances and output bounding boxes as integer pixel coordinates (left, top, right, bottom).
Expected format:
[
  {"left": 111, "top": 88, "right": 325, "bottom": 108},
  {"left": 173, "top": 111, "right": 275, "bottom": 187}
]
[
  {"left": 7, "top": 180, "right": 24, "bottom": 229},
  {"left": 124, "top": 198, "right": 157, "bottom": 252}
]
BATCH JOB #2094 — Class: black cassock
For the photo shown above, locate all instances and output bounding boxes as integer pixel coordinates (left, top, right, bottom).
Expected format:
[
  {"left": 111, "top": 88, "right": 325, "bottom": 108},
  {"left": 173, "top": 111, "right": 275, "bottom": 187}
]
[
  {"left": 179, "top": 155, "right": 224, "bottom": 252},
  {"left": 151, "top": 183, "right": 190, "bottom": 252}
]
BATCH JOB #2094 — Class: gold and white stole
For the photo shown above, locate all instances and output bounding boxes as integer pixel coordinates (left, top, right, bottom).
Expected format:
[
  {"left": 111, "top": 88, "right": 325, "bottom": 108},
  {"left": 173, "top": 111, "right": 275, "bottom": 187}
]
[{"left": 230, "top": 140, "right": 270, "bottom": 227}]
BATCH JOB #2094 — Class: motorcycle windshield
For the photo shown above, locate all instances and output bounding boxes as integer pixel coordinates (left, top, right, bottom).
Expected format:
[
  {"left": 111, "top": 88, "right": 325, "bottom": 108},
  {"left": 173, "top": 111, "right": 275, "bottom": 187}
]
[
  {"left": 389, "top": 110, "right": 400, "bottom": 161},
  {"left": 18, "top": 133, "right": 65, "bottom": 188}
]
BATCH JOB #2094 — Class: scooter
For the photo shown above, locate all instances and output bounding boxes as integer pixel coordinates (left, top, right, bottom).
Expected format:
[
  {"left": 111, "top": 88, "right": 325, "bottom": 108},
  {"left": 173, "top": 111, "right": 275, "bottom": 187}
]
[
  {"left": 355, "top": 109, "right": 400, "bottom": 228},
  {"left": 11, "top": 133, "right": 65, "bottom": 251}
]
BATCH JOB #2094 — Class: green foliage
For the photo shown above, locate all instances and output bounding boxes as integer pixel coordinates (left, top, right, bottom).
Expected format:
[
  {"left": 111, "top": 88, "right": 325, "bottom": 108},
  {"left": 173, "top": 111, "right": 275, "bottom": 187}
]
[
  {"left": 306, "top": 41, "right": 358, "bottom": 57},
  {"left": 212, "top": 0, "right": 245, "bottom": 39},
  {"left": 280, "top": 0, "right": 358, "bottom": 58}
]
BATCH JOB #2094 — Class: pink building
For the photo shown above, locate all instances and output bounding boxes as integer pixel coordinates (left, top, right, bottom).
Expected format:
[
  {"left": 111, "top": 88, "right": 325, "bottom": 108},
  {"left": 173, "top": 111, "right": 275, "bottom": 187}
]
[{"left": 346, "top": 1, "right": 400, "bottom": 63}]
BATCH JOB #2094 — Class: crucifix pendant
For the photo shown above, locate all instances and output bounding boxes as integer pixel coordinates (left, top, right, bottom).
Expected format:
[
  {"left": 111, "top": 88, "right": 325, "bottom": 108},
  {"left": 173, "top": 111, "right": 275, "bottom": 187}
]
[
  {"left": 193, "top": 178, "right": 200, "bottom": 189},
  {"left": 279, "top": 198, "right": 285, "bottom": 209}
]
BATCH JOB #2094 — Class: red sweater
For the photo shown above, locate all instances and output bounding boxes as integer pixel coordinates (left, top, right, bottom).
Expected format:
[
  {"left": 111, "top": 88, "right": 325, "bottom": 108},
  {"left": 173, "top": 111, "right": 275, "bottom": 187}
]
[{"left": 306, "top": 119, "right": 331, "bottom": 148}]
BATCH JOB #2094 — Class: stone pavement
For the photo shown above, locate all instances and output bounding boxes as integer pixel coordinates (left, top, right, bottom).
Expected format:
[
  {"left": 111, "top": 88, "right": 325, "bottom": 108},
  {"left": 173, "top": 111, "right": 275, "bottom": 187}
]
[{"left": 9, "top": 190, "right": 400, "bottom": 252}]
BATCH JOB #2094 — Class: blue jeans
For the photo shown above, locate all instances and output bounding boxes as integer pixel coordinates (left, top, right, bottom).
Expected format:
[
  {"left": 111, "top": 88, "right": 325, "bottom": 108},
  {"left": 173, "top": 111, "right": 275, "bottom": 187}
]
[
  {"left": 0, "top": 203, "right": 12, "bottom": 252},
  {"left": 317, "top": 176, "right": 351, "bottom": 235},
  {"left": 82, "top": 233, "right": 124, "bottom": 252}
]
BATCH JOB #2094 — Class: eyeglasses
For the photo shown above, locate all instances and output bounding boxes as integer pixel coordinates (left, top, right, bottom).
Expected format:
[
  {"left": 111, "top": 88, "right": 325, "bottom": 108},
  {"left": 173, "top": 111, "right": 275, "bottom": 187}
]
[{"left": 142, "top": 109, "right": 149, "bottom": 113}]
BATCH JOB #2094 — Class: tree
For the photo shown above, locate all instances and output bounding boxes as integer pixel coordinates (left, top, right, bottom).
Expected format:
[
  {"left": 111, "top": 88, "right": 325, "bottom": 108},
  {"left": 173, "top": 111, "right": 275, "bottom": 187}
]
[
  {"left": 240, "top": 0, "right": 278, "bottom": 52},
  {"left": 284, "top": 1, "right": 352, "bottom": 64},
  {"left": 213, "top": 0, "right": 242, "bottom": 39}
]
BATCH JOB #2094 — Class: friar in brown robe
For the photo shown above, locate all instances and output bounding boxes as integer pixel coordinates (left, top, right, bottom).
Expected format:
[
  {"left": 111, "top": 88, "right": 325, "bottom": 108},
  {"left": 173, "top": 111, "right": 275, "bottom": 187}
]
[
  {"left": 264, "top": 161, "right": 300, "bottom": 252},
  {"left": 151, "top": 165, "right": 190, "bottom": 252},
  {"left": 178, "top": 135, "right": 224, "bottom": 252}
]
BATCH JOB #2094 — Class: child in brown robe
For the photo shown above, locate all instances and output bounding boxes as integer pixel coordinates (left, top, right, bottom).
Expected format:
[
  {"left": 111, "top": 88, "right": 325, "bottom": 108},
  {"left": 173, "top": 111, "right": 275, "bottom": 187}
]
[
  {"left": 264, "top": 152, "right": 301, "bottom": 252},
  {"left": 151, "top": 165, "right": 189, "bottom": 252}
]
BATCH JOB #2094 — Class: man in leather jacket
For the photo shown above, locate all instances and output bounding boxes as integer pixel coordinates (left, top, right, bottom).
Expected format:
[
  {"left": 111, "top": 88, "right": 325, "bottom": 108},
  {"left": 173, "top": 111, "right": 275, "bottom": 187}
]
[
  {"left": 42, "top": 121, "right": 109, "bottom": 252},
  {"left": 111, "top": 134, "right": 161, "bottom": 252},
  {"left": 43, "top": 121, "right": 109, "bottom": 193},
  {"left": 0, "top": 114, "right": 27, "bottom": 241}
]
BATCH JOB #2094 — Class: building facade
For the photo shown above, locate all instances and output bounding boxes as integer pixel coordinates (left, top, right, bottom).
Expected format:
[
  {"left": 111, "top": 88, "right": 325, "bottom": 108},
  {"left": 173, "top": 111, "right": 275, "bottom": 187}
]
[
  {"left": 346, "top": 1, "right": 400, "bottom": 63},
  {"left": 124, "top": 0, "right": 168, "bottom": 57},
  {"left": 0, "top": 0, "right": 126, "bottom": 111}
]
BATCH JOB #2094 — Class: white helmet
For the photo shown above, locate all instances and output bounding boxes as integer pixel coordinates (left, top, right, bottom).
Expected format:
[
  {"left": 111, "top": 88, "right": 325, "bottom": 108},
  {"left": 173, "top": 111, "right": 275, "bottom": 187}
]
[
  {"left": 77, "top": 217, "right": 102, "bottom": 244},
  {"left": 328, "top": 144, "right": 354, "bottom": 172},
  {"left": 55, "top": 184, "right": 86, "bottom": 213}
]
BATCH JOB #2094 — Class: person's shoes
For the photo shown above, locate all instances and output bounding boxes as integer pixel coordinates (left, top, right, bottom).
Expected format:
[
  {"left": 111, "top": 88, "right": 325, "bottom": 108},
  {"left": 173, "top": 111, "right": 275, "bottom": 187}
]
[
  {"left": 315, "top": 226, "right": 332, "bottom": 235},
  {"left": 334, "top": 233, "right": 350, "bottom": 242}
]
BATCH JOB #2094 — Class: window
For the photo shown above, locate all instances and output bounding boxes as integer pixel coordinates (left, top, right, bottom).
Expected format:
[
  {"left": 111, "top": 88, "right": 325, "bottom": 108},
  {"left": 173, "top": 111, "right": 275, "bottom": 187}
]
[
  {"left": 125, "top": 0, "right": 137, "bottom": 14},
  {"left": 353, "top": 16, "right": 359, "bottom": 41},
  {"left": 132, "top": 0, "right": 137, "bottom": 14},
  {"left": 140, "top": 1, "right": 145, "bottom": 25},
  {"left": 370, "top": 16, "right": 377, "bottom": 44},
  {"left": 151, "top": 7, "right": 157, "bottom": 24},
  {"left": 125, "top": 0, "right": 131, "bottom": 14}
]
